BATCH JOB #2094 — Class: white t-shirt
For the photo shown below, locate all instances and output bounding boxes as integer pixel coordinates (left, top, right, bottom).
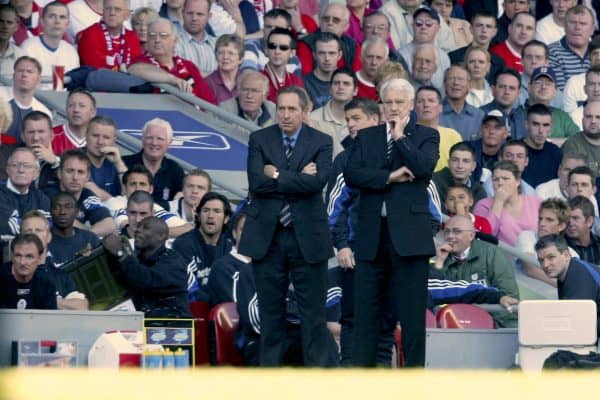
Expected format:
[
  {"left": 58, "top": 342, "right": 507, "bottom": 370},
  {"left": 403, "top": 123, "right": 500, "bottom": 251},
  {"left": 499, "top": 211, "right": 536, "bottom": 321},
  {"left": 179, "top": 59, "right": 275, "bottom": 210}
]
[
  {"left": 563, "top": 73, "right": 586, "bottom": 113},
  {"left": 68, "top": 0, "right": 102, "bottom": 40},
  {"left": 21, "top": 36, "right": 79, "bottom": 89},
  {"left": 104, "top": 195, "right": 188, "bottom": 230},
  {"left": 535, "top": 14, "right": 565, "bottom": 46}
]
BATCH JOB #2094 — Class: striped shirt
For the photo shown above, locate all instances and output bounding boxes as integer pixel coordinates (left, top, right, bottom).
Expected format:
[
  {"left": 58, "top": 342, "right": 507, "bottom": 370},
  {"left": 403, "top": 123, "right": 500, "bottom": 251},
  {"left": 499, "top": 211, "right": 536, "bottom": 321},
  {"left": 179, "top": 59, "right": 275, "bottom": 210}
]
[
  {"left": 548, "top": 37, "right": 590, "bottom": 91},
  {"left": 174, "top": 26, "right": 217, "bottom": 77}
]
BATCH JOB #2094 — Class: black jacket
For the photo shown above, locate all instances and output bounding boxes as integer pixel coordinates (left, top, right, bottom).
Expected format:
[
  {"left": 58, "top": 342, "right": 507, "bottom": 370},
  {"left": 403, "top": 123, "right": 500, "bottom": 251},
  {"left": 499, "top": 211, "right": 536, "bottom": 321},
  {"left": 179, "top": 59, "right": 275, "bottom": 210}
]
[{"left": 0, "top": 182, "right": 50, "bottom": 236}]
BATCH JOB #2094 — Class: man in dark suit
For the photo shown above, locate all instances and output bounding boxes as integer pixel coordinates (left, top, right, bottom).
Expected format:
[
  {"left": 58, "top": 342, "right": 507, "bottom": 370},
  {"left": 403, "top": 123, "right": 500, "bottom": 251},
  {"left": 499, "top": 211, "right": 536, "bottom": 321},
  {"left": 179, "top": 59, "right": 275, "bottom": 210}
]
[
  {"left": 344, "top": 78, "right": 440, "bottom": 367},
  {"left": 238, "top": 86, "right": 336, "bottom": 367}
]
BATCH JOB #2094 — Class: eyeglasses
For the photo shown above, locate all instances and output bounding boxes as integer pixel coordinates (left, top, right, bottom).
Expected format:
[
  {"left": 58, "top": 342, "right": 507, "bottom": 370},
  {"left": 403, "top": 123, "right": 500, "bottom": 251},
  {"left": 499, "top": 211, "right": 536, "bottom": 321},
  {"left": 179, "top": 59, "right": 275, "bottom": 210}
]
[
  {"left": 267, "top": 42, "right": 291, "bottom": 51},
  {"left": 414, "top": 19, "right": 436, "bottom": 28},
  {"left": 240, "top": 87, "right": 264, "bottom": 95},
  {"left": 443, "top": 228, "right": 474, "bottom": 236},
  {"left": 8, "top": 162, "right": 36, "bottom": 170},
  {"left": 148, "top": 32, "right": 171, "bottom": 40},
  {"left": 321, "top": 15, "right": 343, "bottom": 24}
]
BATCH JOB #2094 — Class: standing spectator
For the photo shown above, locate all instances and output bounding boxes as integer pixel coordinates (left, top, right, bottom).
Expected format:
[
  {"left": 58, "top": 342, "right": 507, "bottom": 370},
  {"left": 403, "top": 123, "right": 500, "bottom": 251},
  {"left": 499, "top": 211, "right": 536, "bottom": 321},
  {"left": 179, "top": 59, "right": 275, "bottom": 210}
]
[
  {"left": 440, "top": 64, "right": 485, "bottom": 141},
  {"left": 430, "top": 0, "right": 473, "bottom": 50},
  {"left": 52, "top": 89, "right": 97, "bottom": 156},
  {"left": 536, "top": 0, "right": 577, "bottom": 45},
  {"left": 85, "top": 115, "right": 127, "bottom": 201},
  {"left": 310, "top": 68, "right": 357, "bottom": 157},
  {"left": 128, "top": 17, "right": 217, "bottom": 104},
  {"left": 10, "top": 0, "right": 42, "bottom": 45},
  {"left": 21, "top": 111, "right": 60, "bottom": 192},
  {"left": 169, "top": 168, "right": 212, "bottom": 224},
  {"left": 219, "top": 70, "right": 276, "bottom": 127},
  {"left": 302, "top": 32, "right": 340, "bottom": 109},
  {"left": 1, "top": 56, "right": 51, "bottom": 143},
  {"left": 67, "top": 0, "right": 102, "bottom": 40},
  {"left": 296, "top": 3, "right": 361, "bottom": 76},
  {"left": 490, "top": 12, "right": 536, "bottom": 73},
  {"left": 563, "top": 101, "right": 600, "bottom": 177},
  {"left": 563, "top": 36, "right": 600, "bottom": 114},
  {"left": 466, "top": 47, "right": 494, "bottom": 109},
  {"left": 0, "top": 5, "right": 25, "bottom": 76},
  {"left": 21, "top": 1, "right": 79, "bottom": 86},
  {"left": 355, "top": 36, "right": 388, "bottom": 100},
  {"left": 481, "top": 68, "right": 527, "bottom": 140},
  {"left": 175, "top": 0, "right": 217, "bottom": 77},
  {"left": 205, "top": 34, "right": 244, "bottom": 104},
  {"left": 261, "top": 27, "right": 303, "bottom": 103},
  {"left": 131, "top": 7, "right": 159, "bottom": 51},
  {"left": 122, "top": 118, "right": 185, "bottom": 208},
  {"left": 548, "top": 5, "right": 595, "bottom": 91}
]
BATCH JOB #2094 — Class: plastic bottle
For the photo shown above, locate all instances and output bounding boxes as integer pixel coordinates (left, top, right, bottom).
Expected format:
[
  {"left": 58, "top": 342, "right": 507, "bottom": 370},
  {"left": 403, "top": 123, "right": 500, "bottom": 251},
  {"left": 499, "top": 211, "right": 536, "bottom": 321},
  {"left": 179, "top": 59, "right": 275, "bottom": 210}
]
[
  {"left": 174, "top": 348, "right": 189, "bottom": 368},
  {"left": 163, "top": 349, "right": 175, "bottom": 368}
]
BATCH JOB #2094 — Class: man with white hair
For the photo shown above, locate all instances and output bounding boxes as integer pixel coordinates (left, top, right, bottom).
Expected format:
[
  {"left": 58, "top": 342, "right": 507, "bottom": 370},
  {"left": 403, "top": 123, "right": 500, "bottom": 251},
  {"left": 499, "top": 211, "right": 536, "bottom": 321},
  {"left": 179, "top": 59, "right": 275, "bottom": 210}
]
[
  {"left": 356, "top": 36, "right": 388, "bottom": 100},
  {"left": 128, "top": 17, "right": 217, "bottom": 104},
  {"left": 410, "top": 43, "right": 439, "bottom": 90},
  {"left": 122, "top": 118, "right": 185, "bottom": 209},
  {"left": 344, "top": 78, "right": 440, "bottom": 367},
  {"left": 220, "top": 70, "right": 276, "bottom": 127}
]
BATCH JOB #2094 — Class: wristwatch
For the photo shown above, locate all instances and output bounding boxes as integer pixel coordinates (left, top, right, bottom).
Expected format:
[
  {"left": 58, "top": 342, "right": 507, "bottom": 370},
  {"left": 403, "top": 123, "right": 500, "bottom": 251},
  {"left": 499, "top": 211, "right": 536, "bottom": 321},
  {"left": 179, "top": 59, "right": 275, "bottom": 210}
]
[{"left": 273, "top": 170, "right": 280, "bottom": 179}]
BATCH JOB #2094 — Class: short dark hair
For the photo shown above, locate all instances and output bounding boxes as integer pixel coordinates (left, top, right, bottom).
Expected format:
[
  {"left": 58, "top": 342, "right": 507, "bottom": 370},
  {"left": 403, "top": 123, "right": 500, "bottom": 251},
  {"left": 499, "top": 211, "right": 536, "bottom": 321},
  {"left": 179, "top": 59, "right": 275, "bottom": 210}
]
[
  {"left": 471, "top": 10, "right": 496, "bottom": 25},
  {"left": 195, "top": 192, "right": 232, "bottom": 228},
  {"left": 14, "top": 56, "right": 42, "bottom": 75},
  {"left": 522, "top": 39, "right": 549, "bottom": 59},
  {"left": 42, "top": 1, "right": 68, "bottom": 18},
  {"left": 344, "top": 97, "right": 380, "bottom": 118},
  {"left": 561, "top": 152, "right": 588, "bottom": 166},
  {"left": 493, "top": 160, "right": 521, "bottom": 179},
  {"left": 416, "top": 85, "right": 442, "bottom": 103},
  {"left": 449, "top": 142, "right": 476, "bottom": 159},
  {"left": 585, "top": 65, "right": 600, "bottom": 81},
  {"left": 267, "top": 27, "right": 297, "bottom": 49},
  {"left": 22, "top": 110, "right": 52, "bottom": 132},
  {"left": 11, "top": 233, "right": 44, "bottom": 255},
  {"left": 277, "top": 86, "right": 310, "bottom": 110},
  {"left": 330, "top": 67, "right": 357, "bottom": 88},
  {"left": 569, "top": 195, "right": 595, "bottom": 220},
  {"left": 501, "top": 139, "right": 528, "bottom": 158},
  {"left": 313, "top": 31, "right": 341, "bottom": 52},
  {"left": 51, "top": 191, "right": 77, "bottom": 208},
  {"left": 493, "top": 68, "right": 521, "bottom": 87},
  {"left": 122, "top": 164, "right": 153, "bottom": 186},
  {"left": 0, "top": 4, "right": 18, "bottom": 19},
  {"left": 447, "top": 184, "right": 474, "bottom": 198},
  {"left": 67, "top": 88, "right": 97, "bottom": 108},
  {"left": 534, "top": 234, "right": 570, "bottom": 254},
  {"left": 568, "top": 166, "right": 596, "bottom": 185},
  {"left": 87, "top": 115, "right": 117, "bottom": 132},
  {"left": 527, "top": 103, "right": 552, "bottom": 119},
  {"left": 184, "top": 169, "right": 213, "bottom": 191},
  {"left": 127, "top": 190, "right": 154, "bottom": 210},
  {"left": 264, "top": 8, "right": 292, "bottom": 26},
  {"left": 60, "top": 149, "right": 90, "bottom": 171}
]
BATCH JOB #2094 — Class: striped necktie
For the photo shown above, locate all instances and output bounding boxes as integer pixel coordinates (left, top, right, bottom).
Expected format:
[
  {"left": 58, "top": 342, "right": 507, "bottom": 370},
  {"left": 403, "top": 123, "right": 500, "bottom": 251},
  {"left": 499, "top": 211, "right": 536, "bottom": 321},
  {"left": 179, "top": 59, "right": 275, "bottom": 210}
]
[
  {"left": 279, "top": 136, "right": 294, "bottom": 226},
  {"left": 386, "top": 137, "right": 394, "bottom": 162}
]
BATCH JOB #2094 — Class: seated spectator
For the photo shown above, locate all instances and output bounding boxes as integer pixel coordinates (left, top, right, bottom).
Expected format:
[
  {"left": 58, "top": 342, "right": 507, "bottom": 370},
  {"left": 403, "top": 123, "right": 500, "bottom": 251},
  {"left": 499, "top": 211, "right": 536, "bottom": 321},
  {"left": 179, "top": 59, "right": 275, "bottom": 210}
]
[
  {"left": 432, "top": 142, "right": 487, "bottom": 214},
  {"left": 355, "top": 36, "right": 388, "bottom": 101},
  {"left": 562, "top": 101, "right": 600, "bottom": 178},
  {"left": 10, "top": 0, "right": 42, "bottom": 45},
  {"left": 48, "top": 192, "right": 101, "bottom": 268},
  {"left": 0, "top": 98, "right": 16, "bottom": 181},
  {"left": 489, "top": 12, "right": 536, "bottom": 74},
  {"left": 481, "top": 68, "right": 527, "bottom": 140},
  {"left": 432, "top": 215, "right": 520, "bottom": 327},
  {"left": 440, "top": 64, "right": 485, "bottom": 141},
  {"left": 220, "top": 70, "right": 276, "bottom": 128},
  {"left": 297, "top": 3, "right": 361, "bottom": 76},
  {"left": 464, "top": 47, "right": 493, "bottom": 108},
  {"left": 175, "top": 0, "right": 217, "bottom": 77},
  {"left": 262, "top": 27, "right": 304, "bottom": 103},
  {"left": 21, "top": 1, "right": 79, "bottom": 88},
  {"left": 536, "top": 152, "right": 588, "bottom": 201},
  {"left": 517, "top": 40, "right": 559, "bottom": 108},
  {"left": 467, "top": 109, "right": 509, "bottom": 180},
  {"left": 0, "top": 148, "right": 50, "bottom": 238},
  {"left": 362, "top": 11, "right": 408, "bottom": 67},
  {"left": 121, "top": 190, "right": 154, "bottom": 241},
  {"left": 517, "top": 198, "right": 577, "bottom": 285},
  {"left": 563, "top": 36, "right": 600, "bottom": 114},
  {"left": 241, "top": 9, "right": 301, "bottom": 75},
  {"left": 491, "top": 0, "right": 531, "bottom": 47},
  {"left": 67, "top": 0, "right": 102, "bottom": 40},
  {"left": 48, "top": 149, "right": 116, "bottom": 237},
  {"left": 409, "top": 44, "right": 440, "bottom": 92},
  {"left": 414, "top": 86, "right": 461, "bottom": 172},
  {"left": 569, "top": 65, "right": 600, "bottom": 131},
  {"left": 521, "top": 104, "right": 562, "bottom": 188},
  {"left": 0, "top": 5, "right": 25, "bottom": 76},
  {"left": 535, "top": 234, "right": 600, "bottom": 334},
  {"left": 278, "top": 0, "right": 317, "bottom": 38},
  {"left": 159, "top": 0, "right": 184, "bottom": 27},
  {"left": 85, "top": 115, "right": 127, "bottom": 201},
  {"left": 430, "top": 0, "right": 472, "bottom": 50},
  {"left": 205, "top": 34, "right": 244, "bottom": 104},
  {"left": 443, "top": 184, "right": 492, "bottom": 234},
  {"left": 482, "top": 139, "right": 537, "bottom": 196},
  {"left": 0, "top": 234, "right": 57, "bottom": 310},
  {"left": 566, "top": 196, "right": 600, "bottom": 265},
  {"left": 373, "top": 60, "right": 409, "bottom": 94},
  {"left": 535, "top": 0, "right": 577, "bottom": 45},
  {"left": 310, "top": 68, "right": 356, "bottom": 157},
  {"left": 169, "top": 168, "right": 212, "bottom": 224},
  {"left": 473, "top": 160, "right": 542, "bottom": 246},
  {"left": 102, "top": 216, "right": 191, "bottom": 317},
  {"left": 77, "top": 0, "right": 143, "bottom": 71},
  {"left": 52, "top": 89, "right": 97, "bottom": 156},
  {"left": 1, "top": 56, "right": 51, "bottom": 143},
  {"left": 104, "top": 164, "right": 191, "bottom": 238},
  {"left": 566, "top": 166, "right": 600, "bottom": 217},
  {"left": 20, "top": 111, "right": 60, "bottom": 192},
  {"left": 21, "top": 210, "right": 89, "bottom": 310},
  {"left": 131, "top": 7, "right": 159, "bottom": 51},
  {"left": 128, "top": 17, "right": 217, "bottom": 104},
  {"left": 172, "top": 192, "right": 233, "bottom": 302},
  {"left": 522, "top": 66, "right": 578, "bottom": 143},
  {"left": 122, "top": 118, "right": 185, "bottom": 208},
  {"left": 448, "top": 11, "right": 505, "bottom": 85}
]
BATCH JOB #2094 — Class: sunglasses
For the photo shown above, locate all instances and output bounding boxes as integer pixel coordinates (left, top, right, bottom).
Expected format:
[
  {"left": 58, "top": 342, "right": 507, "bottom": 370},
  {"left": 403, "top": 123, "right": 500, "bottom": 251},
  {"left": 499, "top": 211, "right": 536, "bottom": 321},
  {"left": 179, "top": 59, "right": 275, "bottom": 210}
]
[
  {"left": 267, "top": 42, "right": 291, "bottom": 51},
  {"left": 414, "top": 19, "right": 436, "bottom": 28}
]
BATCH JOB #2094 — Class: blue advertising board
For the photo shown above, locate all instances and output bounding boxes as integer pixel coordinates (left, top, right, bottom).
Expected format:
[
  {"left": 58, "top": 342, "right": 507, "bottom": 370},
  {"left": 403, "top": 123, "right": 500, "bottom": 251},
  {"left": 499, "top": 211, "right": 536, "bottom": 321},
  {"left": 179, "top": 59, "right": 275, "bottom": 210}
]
[{"left": 100, "top": 108, "right": 248, "bottom": 172}]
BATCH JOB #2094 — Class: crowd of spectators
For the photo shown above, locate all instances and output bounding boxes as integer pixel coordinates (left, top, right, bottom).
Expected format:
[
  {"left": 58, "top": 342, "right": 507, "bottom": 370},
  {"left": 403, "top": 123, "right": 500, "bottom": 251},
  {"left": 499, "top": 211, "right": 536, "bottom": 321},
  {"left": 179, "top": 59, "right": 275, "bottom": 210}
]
[{"left": 2, "top": 0, "right": 600, "bottom": 367}]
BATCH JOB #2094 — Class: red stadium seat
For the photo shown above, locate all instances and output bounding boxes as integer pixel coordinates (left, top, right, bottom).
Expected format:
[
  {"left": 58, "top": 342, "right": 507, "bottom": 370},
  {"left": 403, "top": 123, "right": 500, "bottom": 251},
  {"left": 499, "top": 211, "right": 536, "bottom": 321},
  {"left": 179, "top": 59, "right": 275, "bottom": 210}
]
[
  {"left": 436, "top": 304, "right": 495, "bottom": 329},
  {"left": 395, "top": 310, "right": 438, "bottom": 367},
  {"left": 425, "top": 309, "right": 437, "bottom": 328},
  {"left": 209, "top": 302, "right": 243, "bottom": 366},
  {"left": 189, "top": 301, "right": 211, "bottom": 365}
]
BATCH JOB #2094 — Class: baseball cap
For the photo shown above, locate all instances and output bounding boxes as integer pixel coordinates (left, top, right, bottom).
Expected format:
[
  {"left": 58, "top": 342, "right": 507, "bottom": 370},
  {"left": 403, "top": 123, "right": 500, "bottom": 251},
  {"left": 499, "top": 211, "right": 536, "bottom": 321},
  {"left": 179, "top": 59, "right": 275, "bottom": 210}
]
[
  {"left": 482, "top": 109, "right": 508, "bottom": 128},
  {"left": 530, "top": 66, "right": 557, "bottom": 84},
  {"left": 413, "top": 7, "right": 441, "bottom": 24}
]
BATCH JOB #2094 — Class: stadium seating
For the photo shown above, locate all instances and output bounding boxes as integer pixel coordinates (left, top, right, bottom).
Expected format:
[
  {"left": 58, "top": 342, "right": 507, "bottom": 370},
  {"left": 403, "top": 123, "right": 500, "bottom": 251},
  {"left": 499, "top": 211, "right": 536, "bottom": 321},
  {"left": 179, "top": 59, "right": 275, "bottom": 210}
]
[
  {"left": 208, "top": 302, "right": 243, "bottom": 366},
  {"left": 436, "top": 304, "right": 495, "bottom": 329},
  {"left": 189, "top": 301, "right": 211, "bottom": 366}
]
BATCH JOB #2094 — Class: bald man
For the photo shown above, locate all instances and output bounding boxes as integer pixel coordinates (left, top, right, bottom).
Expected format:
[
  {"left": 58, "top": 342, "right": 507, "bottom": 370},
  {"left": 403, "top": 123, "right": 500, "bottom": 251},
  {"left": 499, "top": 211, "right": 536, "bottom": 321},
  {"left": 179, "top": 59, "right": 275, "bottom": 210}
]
[{"left": 102, "top": 216, "right": 190, "bottom": 317}]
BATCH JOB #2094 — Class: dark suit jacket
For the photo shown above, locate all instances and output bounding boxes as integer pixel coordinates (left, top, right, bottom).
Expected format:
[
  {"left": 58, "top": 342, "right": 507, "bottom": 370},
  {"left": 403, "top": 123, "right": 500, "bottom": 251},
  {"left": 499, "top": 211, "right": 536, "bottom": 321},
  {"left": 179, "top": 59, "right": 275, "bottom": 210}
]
[
  {"left": 238, "top": 124, "right": 334, "bottom": 263},
  {"left": 343, "top": 121, "right": 439, "bottom": 260}
]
